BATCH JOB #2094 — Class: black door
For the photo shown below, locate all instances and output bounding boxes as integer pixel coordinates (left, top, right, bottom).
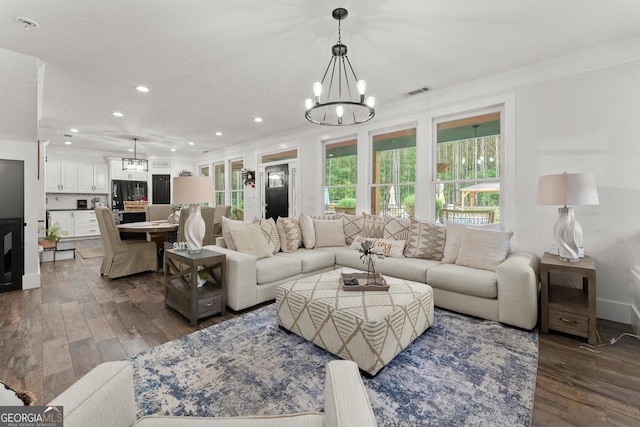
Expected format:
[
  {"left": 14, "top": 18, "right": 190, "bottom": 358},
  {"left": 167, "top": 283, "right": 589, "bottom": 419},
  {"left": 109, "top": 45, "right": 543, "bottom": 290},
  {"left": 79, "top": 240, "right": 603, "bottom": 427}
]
[
  {"left": 152, "top": 174, "right": 171, "bottom": 204},
  {"left": 265, "top": 165, "right": 289, "bottom": 221}
]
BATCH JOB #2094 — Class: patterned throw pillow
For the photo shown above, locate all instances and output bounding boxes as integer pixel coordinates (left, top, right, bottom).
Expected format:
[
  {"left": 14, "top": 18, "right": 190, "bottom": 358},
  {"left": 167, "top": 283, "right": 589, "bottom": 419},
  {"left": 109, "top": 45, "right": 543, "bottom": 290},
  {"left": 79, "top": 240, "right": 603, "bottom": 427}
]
[
  {"left": 298, "top": 213, "right": 316, "bottom": 249},
  {"left": 337, "top": 213, "right": 363, "bottom": 244},
  {"left": 350, "top": 235, "right": 406, "bottom": 258},
  {"left": 276, "top": 217, "right": 302, "bottom": 253},
  {"left": 455, "top": 228, "right": 513, "bottom": 271},
  {"left": 254, "top": 218, "right": 280, "bottom": 254},
  {"left": 361, "top": 213, "right": 385, "bottom": 238},
  {"left": 383, "top": 216, "right": 410, "bottom": 241},
  {"left": 403, "top": 217, "right": 446, "bottom": 260}
]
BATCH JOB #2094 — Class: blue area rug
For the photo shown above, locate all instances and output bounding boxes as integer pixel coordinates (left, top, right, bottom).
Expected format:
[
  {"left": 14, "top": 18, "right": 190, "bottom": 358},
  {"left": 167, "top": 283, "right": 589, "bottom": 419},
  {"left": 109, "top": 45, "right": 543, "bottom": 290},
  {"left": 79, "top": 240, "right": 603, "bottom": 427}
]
[{"left": 131, "top": 304, "right": 538, "bottom": 426}]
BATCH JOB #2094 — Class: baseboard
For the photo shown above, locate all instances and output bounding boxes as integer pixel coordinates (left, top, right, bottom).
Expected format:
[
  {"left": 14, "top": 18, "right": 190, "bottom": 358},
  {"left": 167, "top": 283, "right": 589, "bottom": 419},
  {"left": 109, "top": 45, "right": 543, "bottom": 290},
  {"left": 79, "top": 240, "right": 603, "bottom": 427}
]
[
  {"left": 22, "top": 272, "right": 41, "bottom": 290},
  {"left": 597, "top": 298, "right": 632, "bottom": 324},
  {"left": 631, "top": 304, "right": 640, "bottom": 335}
]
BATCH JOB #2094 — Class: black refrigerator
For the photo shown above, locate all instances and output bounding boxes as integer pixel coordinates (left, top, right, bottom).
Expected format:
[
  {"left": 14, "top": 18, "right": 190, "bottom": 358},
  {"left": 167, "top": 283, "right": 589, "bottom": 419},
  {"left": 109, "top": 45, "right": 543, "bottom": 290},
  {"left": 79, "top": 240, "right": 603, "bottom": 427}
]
[{"left": 111, "top": 180, "right": 148, "bottom": 211}]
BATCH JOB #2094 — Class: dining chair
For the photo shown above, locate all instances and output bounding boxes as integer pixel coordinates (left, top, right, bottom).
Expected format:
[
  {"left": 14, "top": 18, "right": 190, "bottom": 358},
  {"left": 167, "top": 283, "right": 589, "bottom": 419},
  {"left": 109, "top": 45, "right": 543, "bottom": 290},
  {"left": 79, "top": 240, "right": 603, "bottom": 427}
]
[
  {"left": 94, "top": 207, "right": 157, "bottom": 279},
  {"left": 177, "top": 206, "right": 216, "bottom": 247},
  {"left": 212, "top": 204, "right": 231, "bottom": 240},
  {"left": 144, "top": 204, "right": 173, "bottom": 244}
]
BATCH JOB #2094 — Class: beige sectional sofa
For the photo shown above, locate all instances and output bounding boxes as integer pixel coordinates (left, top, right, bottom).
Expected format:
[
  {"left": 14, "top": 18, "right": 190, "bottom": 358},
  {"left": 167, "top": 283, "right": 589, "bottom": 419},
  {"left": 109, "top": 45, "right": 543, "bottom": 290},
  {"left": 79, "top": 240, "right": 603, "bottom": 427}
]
[{"left": 207, "top": 213, "right": 540, "bottom": 330}]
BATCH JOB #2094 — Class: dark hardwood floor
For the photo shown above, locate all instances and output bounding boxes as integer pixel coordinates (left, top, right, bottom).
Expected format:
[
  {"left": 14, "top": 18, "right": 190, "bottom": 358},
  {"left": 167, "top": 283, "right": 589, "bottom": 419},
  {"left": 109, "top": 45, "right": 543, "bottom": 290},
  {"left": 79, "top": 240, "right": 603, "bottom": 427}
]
[{"left": 1, "top": 238, "right": 639, "bottom": 425}]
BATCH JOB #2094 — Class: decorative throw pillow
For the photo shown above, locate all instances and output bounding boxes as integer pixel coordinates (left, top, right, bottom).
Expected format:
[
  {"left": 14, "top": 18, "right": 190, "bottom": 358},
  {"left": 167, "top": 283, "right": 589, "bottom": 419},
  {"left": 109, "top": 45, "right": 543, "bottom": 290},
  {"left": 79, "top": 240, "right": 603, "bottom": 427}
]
[
  {"left": 455, "top": 228, "right": 514, "bottom": 272},
  {"left": 383, "top": 216, "right": 410, "bottom": 241},
  {"left": 310, "top": 214, "right": 336, "bottom": 221},
  {"left": 441, "top": 222, "right": 505, "bottom": 264},
  {"left": 230, "top": 223, "right": 273, "bottom": 260},
  {"left": 254, "top": 218, "right": 280, "bottom": 254},
  {"left": 403, "top": 217, "right": 446, "bottom": 260},
  {"left": 298, "top": 213, "right": 316, "bottom": 249},
  {"left": 361, "top": 213, "right": 385, "bottom": 238},
  {"left": 313, "top": 219, "right": 346, "bottom": 247},
  {"left": 337, "top": 213, "right": 363, "bottom": 244},
  {"left": 350, "top": 235, "right": 406, "bottom": 258},
  {"left": 221, "top": 216, "right": 249, "bottom": 251},
  {"left": 276, "top": 217, "right": 302, "bottom": 253}
]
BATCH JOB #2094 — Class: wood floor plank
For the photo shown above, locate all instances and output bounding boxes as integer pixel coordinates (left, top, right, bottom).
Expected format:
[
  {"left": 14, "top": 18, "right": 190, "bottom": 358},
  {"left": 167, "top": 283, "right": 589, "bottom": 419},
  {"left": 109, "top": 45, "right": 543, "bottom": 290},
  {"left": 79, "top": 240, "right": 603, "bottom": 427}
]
[{"left": 1, "top": 237, "right": 639, "bottom": 426}]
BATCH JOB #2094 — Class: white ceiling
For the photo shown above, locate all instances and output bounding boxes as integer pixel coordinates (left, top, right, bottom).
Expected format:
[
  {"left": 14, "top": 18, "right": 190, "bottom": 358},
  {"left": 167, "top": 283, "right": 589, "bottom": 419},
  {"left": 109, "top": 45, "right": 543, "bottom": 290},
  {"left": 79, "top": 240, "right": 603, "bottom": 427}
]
[{"left": 2, "top": 0, "right": 640, "bottom": 159}]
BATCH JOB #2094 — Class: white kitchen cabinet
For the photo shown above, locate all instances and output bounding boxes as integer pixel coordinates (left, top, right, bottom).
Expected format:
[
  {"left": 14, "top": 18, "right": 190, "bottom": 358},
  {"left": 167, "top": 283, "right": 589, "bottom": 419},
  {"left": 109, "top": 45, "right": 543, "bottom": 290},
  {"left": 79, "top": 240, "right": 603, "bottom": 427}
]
[
  {"left": 74, "top": 210, "right": 100, "bottom": 237},
  {"left": 45, "top": 161, "right": 78, "bottom": 193},
  {"left": 78, "top": 163, "right": 109, "bottom": 193},
  {"left": 48, "top": 210, "right": 74, "bottom": 238},
  {"left": 110, "top": 159, "right": 148, "bottom": 181}
]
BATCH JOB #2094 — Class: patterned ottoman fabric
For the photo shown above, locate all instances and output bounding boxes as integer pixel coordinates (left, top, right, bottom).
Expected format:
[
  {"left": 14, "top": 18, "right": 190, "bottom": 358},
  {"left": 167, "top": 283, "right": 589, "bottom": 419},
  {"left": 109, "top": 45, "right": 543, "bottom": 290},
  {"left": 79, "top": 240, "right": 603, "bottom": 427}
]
[{"left": 276, "top": 268, "right": 434, "bottom": 376}]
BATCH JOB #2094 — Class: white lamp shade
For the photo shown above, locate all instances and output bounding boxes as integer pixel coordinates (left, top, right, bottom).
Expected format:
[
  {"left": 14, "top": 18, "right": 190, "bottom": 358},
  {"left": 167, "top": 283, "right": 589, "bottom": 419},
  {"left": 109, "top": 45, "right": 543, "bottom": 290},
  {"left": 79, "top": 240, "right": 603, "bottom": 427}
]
[
  {"left": 537, "top": 172, "right": 599, "bottom": 206},
  {"left": 172, "top": 176, "right": 214, "bottom": 205}
]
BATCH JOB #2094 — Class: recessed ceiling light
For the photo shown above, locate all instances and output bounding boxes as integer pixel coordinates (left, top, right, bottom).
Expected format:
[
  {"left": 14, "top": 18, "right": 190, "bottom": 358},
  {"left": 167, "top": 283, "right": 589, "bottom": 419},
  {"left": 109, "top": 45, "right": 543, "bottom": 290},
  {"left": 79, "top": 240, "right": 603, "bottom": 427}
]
[
  {"left": 136, "top": 85, "right": 149, "bottom": 93},
  {"left": 171, "top": 148, "right": 176, "bottom": 152},
  {"left": 113, "top": 112, "right": 124, "bottom": 117},
  {"left": 188, "top": 141, "right": 195, "bottom": 146},
  {"left": 215, "top": 132, "right": 222, "bottom": 136},
  {"left": 254, "top": 117, "right": 263, "bottom": 123},
  {"left": 64, "top": 141, "right": 72, "bottom": 145},
  {"left": 70, "top": 128, "right": 79, "bottom": 133},
  {"left": 128, "top": 148, "right": 133, "bottom": 152}
]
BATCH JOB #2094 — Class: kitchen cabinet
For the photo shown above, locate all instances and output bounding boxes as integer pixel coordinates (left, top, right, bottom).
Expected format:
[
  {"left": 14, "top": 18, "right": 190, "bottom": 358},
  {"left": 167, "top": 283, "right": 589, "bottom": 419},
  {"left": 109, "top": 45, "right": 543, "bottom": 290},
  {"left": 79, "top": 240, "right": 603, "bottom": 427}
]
[
  {"left": 48, "top": 210, "right": 74, "bottom": 238},
  {"left": 45, "top": 161, "right": 78, "bottom": 193},
  {"left": 78, "top": 163, "right": 109, "bottom": 193},
  {"left": 74, "top": 210, "right": 100, "bottom": 237},
  {"left": 110, "top": 159, "right": 148, "bottom": 181}
]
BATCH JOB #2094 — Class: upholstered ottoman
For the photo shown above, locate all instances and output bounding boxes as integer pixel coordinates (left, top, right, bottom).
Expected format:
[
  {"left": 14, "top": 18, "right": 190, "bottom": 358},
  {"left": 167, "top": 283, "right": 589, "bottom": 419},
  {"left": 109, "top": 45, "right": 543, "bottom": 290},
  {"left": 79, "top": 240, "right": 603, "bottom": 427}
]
[{"left": 276, "top": 268, "right": 434, "bottom": 376}]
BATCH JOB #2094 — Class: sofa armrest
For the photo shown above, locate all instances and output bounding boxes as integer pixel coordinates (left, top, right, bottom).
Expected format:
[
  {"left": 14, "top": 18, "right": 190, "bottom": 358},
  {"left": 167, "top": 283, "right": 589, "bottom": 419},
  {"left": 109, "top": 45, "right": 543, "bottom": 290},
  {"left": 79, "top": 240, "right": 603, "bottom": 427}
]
[
  {"left": 202, "top": 244, "right": 258, "bottom": 311},
  {"left": 48, "top": 361, "right": 138, "bottom": 427},
  {"left": 323, "top": 360, "right": 377, "bottom": 427},
  {"left": 496, "top": 251, "right": 540, "bottom": 330}
]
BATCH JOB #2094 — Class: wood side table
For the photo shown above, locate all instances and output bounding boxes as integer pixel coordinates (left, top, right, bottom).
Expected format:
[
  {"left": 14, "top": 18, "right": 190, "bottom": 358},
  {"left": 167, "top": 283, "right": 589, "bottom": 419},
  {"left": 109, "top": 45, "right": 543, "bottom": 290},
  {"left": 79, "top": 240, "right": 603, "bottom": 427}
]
[
  {"left": 164, "top": 248, "right": 226, "bottom": 326},
  {"left": 540, "top": 252, "right": 597, "bottom": 345}
]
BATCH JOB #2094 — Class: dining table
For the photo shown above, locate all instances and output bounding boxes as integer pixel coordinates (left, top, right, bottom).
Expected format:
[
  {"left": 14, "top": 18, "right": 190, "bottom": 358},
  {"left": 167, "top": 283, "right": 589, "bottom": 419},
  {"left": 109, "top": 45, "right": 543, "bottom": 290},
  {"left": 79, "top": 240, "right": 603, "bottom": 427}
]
[{"left": 116, "top": 220, "right": 179, "bottom": 250}]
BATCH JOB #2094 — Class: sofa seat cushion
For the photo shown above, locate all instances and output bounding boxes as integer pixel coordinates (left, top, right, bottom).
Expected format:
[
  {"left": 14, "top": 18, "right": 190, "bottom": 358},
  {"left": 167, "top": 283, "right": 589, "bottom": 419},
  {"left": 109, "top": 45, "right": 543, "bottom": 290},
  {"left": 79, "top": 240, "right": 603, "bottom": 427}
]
[
  {"left": 277, "top": 249, "right": 335, "bottom": 273},
  {"left": 136, "top": 413, "right": 325, "bottom": 426},
  {"left": 426, "top": 263, "right": 497, "bottom": 298},
  {"left": 256, "top": 256, "right": 302, "bottom": 285},
  {"left": 374, "top": 257, "right": 440, "bottom": 284}
]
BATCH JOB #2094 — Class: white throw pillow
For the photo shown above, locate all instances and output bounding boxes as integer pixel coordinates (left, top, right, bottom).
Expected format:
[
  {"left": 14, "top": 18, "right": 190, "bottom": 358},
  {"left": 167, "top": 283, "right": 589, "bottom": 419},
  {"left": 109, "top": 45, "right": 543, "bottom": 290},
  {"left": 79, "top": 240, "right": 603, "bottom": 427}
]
[
  {"left": 221, "top": 216, "right": 249, "bottom": 251},
  {"left": 350, "top": 235, "right": 406, "bottom": 258},
  {"left": 230, "top": 223, "right": 273, "bottom": 260},
  {"left": 313, "top": 219, "right": 346, "bottom": 247},
  {"left": 441, "top": 221, "right": 504, "bottom": 264},
  {"left": 298, "top": 213, "right": 316, "bottom": 249},
  {"left": 455, "top": 227, "right": 513, "bottom": 271}
]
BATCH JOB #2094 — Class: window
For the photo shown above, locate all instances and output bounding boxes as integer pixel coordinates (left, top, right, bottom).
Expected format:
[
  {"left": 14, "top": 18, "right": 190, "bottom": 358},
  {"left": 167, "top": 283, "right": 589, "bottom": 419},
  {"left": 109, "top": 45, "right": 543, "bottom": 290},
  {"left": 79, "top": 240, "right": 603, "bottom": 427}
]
[
  {"left": 261, "top": 149, "right": 297, "bottom": 164},
  {"left": 370, "top": 128, "right": 416, "bottom": 217},
  {"left": 199, "top": 165, "right": 210, "bottom": 176},
  {"left": 435, "top": 111, "right": 501, "bottom": 223},
  {"left": 214, "top": 163, "right": 225, "bottom": 206},
  {"left": 230, "top": 160, "right": 244, "bottom": 220},
  {"left": 324, "top": 138, "right": 357, "bottom": 214}
]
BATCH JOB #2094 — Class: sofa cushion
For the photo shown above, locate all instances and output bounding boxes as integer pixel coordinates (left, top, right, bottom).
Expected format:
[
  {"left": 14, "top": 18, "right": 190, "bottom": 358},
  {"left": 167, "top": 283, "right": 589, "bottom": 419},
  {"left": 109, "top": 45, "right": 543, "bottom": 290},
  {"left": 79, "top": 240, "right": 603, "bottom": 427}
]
[
  {"left": 350, "top": 235, "right": 406, "bottom": 258},
  {"left": 256, "top": 255, "right": 302, "bottom": 284},
  {"left": 441, "top": 221, "right": 504, "bottom": 264},
  {"left": 313, "top": 219, "right": 346, "bottom": 247},
  {"left": 298, "top": 213, "right": 316, "bottom": 249},
  {"left": 361, "top": 213, "right": 385, "bottom": 238},
  {"left": 230, "top": 223, "right": 273, "bottom": 260},
  {"left": 276, "top": 217, "right": 302, "bottom": 253},
  {"left": 426, "top": 263, "right": 497, "bottom": 298},
  {"left": 455, "top": 228, "right": 513, "bottom": 272},
  {"left": 383, "top": 216, "right": 410, "bottom": 241},
  {"left": 277, "top": 248, "right": 335, "bottom": 273},
  {"left": 337, "top": 213, "right": 363, "bottom": 245},
  {"left": 374, "top": 256, "right": 439, "bottom": 283},
  {"left": 255, "top": 218, "right": 280, "bottom": 254},
  {"left": 221, "top": 216, "right": 249, "bottom": 251},
  {"left": 403, "top": 217, "right": 446, "bottom": 260}
]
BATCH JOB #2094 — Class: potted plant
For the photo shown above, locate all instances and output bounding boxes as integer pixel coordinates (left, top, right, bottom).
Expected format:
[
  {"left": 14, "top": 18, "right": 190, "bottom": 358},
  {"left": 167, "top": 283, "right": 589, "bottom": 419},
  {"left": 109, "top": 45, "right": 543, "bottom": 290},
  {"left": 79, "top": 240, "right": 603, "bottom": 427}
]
[
  {"left": 39, "top": 222, "right": 68, "bottom": 249},
  {"left": 334, "top": 198, "right": 356, "bottom": 214}
]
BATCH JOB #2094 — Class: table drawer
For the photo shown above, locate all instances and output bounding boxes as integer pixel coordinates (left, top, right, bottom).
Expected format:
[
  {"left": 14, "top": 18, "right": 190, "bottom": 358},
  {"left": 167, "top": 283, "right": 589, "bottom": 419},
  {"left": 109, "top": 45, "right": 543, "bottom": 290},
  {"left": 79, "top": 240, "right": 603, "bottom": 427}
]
[
  {"left": 548, "top": 308, "right": 588, "bottom": 337},
  {"left": 198, "top": 294, "right": 222, "bottom": 314}
]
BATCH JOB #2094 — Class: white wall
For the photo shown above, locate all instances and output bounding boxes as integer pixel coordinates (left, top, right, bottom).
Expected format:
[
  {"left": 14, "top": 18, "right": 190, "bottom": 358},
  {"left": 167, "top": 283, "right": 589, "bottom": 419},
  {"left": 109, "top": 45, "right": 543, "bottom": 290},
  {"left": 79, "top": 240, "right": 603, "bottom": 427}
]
[{"left": 200, "top": 41, "right": 640, "bottom": 324}]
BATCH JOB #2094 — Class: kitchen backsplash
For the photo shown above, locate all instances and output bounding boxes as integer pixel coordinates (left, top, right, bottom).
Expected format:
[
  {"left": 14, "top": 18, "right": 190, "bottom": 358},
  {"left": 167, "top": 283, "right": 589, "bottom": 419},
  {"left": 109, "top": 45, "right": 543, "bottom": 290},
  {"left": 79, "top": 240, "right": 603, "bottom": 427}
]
[{"left": 46, "top": 193, "right": 109, "bottom": 210}]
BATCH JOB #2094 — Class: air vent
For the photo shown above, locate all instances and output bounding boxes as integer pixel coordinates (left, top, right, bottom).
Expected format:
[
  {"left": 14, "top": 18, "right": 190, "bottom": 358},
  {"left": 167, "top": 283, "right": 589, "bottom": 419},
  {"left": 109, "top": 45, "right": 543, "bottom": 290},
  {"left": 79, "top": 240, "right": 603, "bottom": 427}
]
[
  {"left": 407, "top": 86, "right": 430, "bottom": 96},
  {"left": 63, "top": 134, "right": 73, "bottom": 138},
  {"left": 15, "top": 16, "right": 39, "bottom": 29}
]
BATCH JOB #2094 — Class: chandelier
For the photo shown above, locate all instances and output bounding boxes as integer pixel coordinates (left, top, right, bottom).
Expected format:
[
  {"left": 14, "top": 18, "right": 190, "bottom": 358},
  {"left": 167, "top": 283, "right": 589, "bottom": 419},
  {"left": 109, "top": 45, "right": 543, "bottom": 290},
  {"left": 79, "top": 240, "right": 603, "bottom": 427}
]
[
  {"left": 305, "top": 8, "right": 375, "bottom": 126},
  {"left": 122, "top": 138, "right": 148, "bottom": 171}
]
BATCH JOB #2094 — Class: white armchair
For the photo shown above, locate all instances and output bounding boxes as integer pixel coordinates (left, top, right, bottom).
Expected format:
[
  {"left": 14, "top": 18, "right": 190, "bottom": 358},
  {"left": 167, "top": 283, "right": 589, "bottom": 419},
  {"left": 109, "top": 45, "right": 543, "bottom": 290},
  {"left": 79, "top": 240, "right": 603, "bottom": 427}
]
[{"left": 48, "top": 360, "right": 378, "bottom": 427}]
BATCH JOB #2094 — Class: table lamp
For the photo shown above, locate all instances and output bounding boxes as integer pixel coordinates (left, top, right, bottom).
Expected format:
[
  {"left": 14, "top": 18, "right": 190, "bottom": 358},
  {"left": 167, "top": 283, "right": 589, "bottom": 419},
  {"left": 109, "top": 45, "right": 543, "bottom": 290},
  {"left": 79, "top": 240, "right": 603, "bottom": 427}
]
[
  {"left": 172, "top": 176, "right": 214, "bottom": 253},
  {"left": 537, "top": 172, "right": 599, "bottom": 262}
]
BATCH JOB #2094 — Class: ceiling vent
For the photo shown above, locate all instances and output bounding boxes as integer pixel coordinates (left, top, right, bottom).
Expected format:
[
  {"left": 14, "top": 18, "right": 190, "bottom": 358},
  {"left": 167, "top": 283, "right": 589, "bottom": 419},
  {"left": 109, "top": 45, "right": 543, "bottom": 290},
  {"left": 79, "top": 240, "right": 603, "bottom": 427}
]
[
  {"left": 407, "top": 86, "right": 430, "bottom": 96},
  {"left": 15, "top": 16, "right": 39, "bottom": 29}
]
